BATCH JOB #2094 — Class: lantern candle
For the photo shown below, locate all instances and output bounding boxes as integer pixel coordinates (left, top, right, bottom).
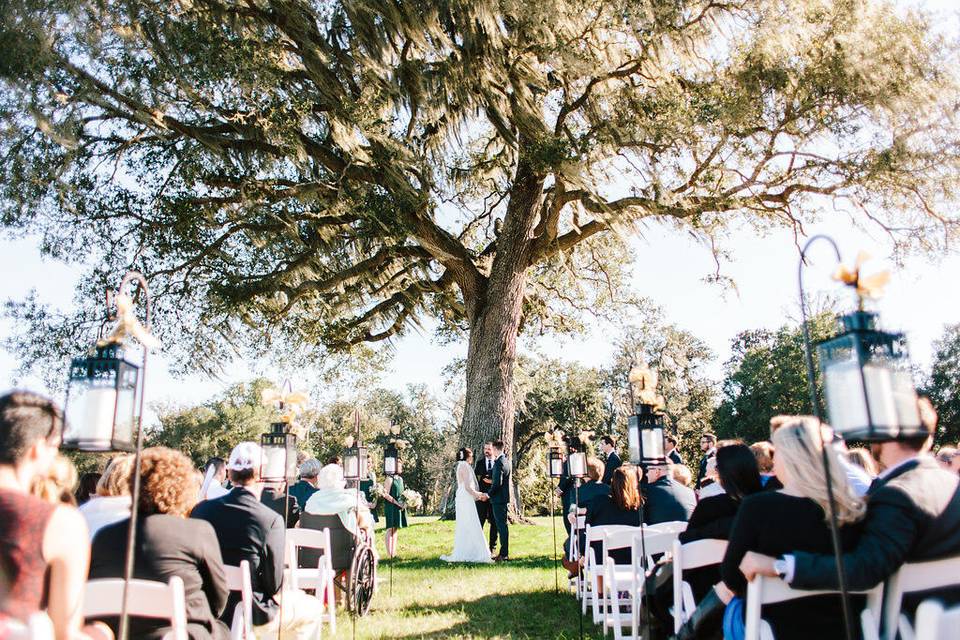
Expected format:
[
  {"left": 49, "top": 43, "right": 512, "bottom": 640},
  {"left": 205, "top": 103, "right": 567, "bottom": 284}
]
[
  {"left": 384, "top": 457, "right": 397, "bottom": 475},
  {"left": 549, "top": 456, "right": 563, "bottom": 477},
  {"left": 70, "top": 387, "right": 118, "bottom": 447}
]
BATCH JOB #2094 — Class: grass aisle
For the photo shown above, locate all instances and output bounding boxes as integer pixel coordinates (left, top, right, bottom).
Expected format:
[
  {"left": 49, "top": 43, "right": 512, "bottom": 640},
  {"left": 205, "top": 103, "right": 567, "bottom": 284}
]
[{"left": 330, "top": 515, "right": 604, "bottom": 639}]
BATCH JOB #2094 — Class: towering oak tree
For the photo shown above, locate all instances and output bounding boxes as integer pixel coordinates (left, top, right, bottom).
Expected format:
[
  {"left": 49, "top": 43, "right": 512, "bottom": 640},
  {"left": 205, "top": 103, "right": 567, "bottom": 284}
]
[{"left": 2, "top": 0, "right": 958, "bottom": 455}]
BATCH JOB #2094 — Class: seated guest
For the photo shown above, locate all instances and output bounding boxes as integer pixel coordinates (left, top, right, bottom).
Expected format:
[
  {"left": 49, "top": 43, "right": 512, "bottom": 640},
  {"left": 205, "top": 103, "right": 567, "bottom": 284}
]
[
  {"left": 672, "top": 464, "right": 693, "bottom": 488},
  {"left": 585, "top": 466, "right": 643, "bottom": 565},
  {"left": 200, "top": 457, "right": 229, "bottom": 501},
  {"left": 30, "top": 453, "right": 78, "bottom": 505},
  {"left": 0, "top": 391, "right": 108, "bottom": 640},
  {"left": 192, "top": 442, "right": 324, "bottom": 639},
  {"left": 749, "top": 441, "right": 782, "bottom": 490},
  {"left": 261, "top": 481, "right": 300, "bottom": 528},
  {"left": 560, "top": 456, "right": 608, "bottom": 574},
  {"left": 303, "top": 463, "right": 375, "bottom": 540},
  {"left": 676, "top": 417, "right": 866, "bottom": 640},
  {"left": 90, "top": 447, "right": 229, "bottom": 640},
  {"left": 75, "top": 472, "right": 101, "bottom": 505},
  {"left": 652, "top": 444, "right": 763, "bottom": 628},
  {"left": 741, "top": 399, "right": 960, "bottom": 624},
  {"left": 643, "top": 463, "right": 695, "bottom": 525},
  {"left": 844, "top": 447, "right": 879, "bottom": 478},
  {"left": 289, "top": 457, "right": 321, "bottom": 509},
  {"left": 80, "top": 454, "right": 133, "bottom": 541}
]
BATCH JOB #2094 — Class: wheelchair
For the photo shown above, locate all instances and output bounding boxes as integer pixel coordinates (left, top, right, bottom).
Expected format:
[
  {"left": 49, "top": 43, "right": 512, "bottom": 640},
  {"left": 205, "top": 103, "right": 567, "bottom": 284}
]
[{"left": 298, "top": 512, "right": 378, "bottom": 616}]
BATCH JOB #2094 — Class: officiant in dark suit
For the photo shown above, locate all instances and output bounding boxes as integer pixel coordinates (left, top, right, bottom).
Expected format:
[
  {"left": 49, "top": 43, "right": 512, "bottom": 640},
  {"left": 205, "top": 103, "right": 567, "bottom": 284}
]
[
  {"left": 486, "top": 440, "right": 511, "bottom": 562},
  {"left": 600, "top": 436, "right": 622, "bottom": 485},
  {"left": 474, "top": 441, "right": 498, "bottom": 552}
]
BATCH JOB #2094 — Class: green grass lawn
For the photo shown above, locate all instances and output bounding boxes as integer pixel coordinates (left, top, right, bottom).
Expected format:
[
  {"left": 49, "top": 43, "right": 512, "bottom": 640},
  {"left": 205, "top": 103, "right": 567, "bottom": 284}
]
[{"left": 330, "top": 515, "right": 604, "bottom": 639}]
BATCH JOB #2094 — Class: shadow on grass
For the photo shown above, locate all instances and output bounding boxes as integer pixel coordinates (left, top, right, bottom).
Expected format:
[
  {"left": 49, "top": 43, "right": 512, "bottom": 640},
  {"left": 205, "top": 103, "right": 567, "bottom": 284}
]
[
  {"left": 388, "top": 555, "right": 561, "bottom": 571},
  {"left": 391, "top": 590, "right": 605, "bottom": 639}
]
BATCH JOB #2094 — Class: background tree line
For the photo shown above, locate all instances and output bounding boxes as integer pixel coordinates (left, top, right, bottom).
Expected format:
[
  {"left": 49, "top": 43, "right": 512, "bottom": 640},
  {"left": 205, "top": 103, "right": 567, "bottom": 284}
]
[{"left": 66, "top": 308, "right": 960, "bottom": 516}]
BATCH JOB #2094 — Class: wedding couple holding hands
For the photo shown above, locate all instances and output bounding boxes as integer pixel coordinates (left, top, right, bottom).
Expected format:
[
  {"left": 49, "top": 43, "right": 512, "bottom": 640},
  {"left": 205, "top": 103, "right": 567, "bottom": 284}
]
[{"left": 441, "top": 440, "right": 511, "bottom": 563}]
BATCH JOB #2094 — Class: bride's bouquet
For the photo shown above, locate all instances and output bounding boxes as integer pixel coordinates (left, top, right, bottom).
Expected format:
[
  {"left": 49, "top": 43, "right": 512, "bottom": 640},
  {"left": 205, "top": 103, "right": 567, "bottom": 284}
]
[{"left": 399, "top": 488, "right": 423, "bottom": 511}]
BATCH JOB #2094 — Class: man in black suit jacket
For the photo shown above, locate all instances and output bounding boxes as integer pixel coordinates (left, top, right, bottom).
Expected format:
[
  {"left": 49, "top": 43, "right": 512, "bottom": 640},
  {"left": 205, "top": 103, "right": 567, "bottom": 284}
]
[
  {"left": 486, "top": 440, "right": 512, "bottom": 561},
  {"left": 191, "top": 442, "right": 323, "bottom": 638},
  {"left": 601, "top": 436, "right": 622, "bottom": 486},
  {"left": 741, "top": 413, "right": 960, "bottom": 621},
  {"left": 261, "top": 483, "right": 300, "bottom": 528},
  {"left": 695, "top": 432, "right": 717, "bottom": 489},
  {"left": 474, "top": 441, "right": 498, "bottom": 551},
  {"left": 666, "top": 434, "right": 684, "bottom": 465},
  {"left": 642, "top": 464, "right": 696, "bottom": 524}
]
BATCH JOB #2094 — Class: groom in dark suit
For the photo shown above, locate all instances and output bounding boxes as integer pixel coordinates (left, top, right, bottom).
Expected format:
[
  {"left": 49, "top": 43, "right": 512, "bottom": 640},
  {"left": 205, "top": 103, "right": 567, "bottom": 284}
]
[
  {"left": 486, "top": 440, "right": 511, "bottom": 562},
  {"left": 474, "top": 441, "right": 498, "bottom": 552}
]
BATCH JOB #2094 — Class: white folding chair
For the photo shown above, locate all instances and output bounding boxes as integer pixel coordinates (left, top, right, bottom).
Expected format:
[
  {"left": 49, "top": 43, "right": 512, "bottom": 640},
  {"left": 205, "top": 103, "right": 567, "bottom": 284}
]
[
  {"left": 83, "top": 577, "right": 188, "bottom": 640},
  {"left": 583, "top": 524, "right": 634, "bottom": 620},
  {"left": 671, "top": 539, "right": 728, "bottom": 633},
  {"left": 744, "top": 574, "right": 883, "bottom": 640},
  {"left": 285, "top": 527, "right": 337, "bottom": 634},
  {"left": 599, "top": 528, "right": 645, "bottom": 637},
  {"left": 881, "top": 555, "right": 960, "bottom": 640},
  {"left": 570, "top": 507, "right": 588, "bottom": 598},
  {"left": 902, "top": 599, "right": 960, "bottom": 640},
  {"left": 224, "top": 560, "right": 253, "bottom": 640}
]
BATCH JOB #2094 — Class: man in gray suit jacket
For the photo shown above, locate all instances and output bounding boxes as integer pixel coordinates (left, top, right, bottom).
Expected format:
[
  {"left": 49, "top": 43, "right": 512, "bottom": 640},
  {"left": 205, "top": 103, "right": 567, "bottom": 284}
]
[{"left": 486, "top": 440, "right": 512, "bottom": 561}]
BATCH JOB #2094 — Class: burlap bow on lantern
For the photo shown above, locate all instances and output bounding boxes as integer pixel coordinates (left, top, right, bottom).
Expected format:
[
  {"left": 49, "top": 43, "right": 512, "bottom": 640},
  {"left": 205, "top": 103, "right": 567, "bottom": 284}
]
[{"left": 100, "top": 293, "right": 160, "bottom": 349}]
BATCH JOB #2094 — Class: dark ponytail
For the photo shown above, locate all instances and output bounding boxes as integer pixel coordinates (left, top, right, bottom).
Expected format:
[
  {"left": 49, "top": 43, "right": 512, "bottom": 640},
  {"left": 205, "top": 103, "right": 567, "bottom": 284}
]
[{"left": 457, "top": 447, "right": 473, "bottom": 462}]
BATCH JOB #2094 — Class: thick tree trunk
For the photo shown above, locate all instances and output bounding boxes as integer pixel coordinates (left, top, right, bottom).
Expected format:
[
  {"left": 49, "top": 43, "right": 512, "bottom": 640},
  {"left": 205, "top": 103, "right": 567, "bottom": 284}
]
[{"left": 454, "top": 157, "right": 544, "bottom": 519}]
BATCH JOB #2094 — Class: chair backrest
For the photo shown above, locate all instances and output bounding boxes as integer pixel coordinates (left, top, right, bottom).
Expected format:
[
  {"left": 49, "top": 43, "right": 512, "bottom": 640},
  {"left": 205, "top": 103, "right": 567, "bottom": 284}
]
[
  {"left": 83, "top": 577, "right": 187, "bottom": 640},
  {"left": 744, "top": 574, "right": 883, "bottom": 640},
  {"left": 672, "top": 538, "right": 728, "bottom": 632},
  {"left": 223, "top": 560, "right": 253, "bottom": 640},
  {"left": 882, "top": 555, "right": 960, "bottom": 640},
  {"left": 646, "top": 520, "right": 688, "bottom": 534},
  {"left": 911, "top": 599, "right": 960, "bottom": 640},
  {"left": 631, "top": 528, "right": 681, "bottom": 575},
  {"left": 295, "top": 516, "right": 354, "bottom": 571}
]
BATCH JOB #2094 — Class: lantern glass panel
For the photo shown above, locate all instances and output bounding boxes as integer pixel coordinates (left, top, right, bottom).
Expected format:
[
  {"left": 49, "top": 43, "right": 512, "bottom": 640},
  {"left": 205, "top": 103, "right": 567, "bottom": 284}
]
[
  {"left": 260, "top": 427, "right": 296, "bottom": 483},
  {"left": 384, "top": 446, "right": 399, "bottom": 476},
  {"left": 641, "top": 426, "right": 665, "bottom": 463},
  {"left": 568, "top": 451, "right": 587, "bottom": 478},
  {"left": 344, "top": 445, "right": 368, "bottom": 480},
  {"left": 63, "top": 345, "right": 139, "bottom": 451},
  {"left": 627, "top": 415, "right": 640, "bottom": 463},
  {"left": 818, "top": 312, "right": 922, "bottom": 441},
  {"left": 548, "top": 450, "right": 564, "bottom": 478}
]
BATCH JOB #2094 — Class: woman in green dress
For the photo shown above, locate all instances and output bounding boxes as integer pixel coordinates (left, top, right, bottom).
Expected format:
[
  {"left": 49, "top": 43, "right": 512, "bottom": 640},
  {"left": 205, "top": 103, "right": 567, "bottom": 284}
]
[{"left": 382, "top": 472, "right": 408, "bottom": 558}]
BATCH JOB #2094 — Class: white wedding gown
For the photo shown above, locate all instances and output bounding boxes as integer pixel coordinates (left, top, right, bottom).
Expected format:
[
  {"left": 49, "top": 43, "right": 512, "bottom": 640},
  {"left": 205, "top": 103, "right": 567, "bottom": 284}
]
[{"left": 441, "top": 461, "right": 494, "bottom": 563}]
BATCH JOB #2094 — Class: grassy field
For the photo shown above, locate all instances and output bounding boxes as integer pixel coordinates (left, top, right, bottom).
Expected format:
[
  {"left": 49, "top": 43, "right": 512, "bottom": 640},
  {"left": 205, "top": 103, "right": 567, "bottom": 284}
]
[{"left": 330, "top": 515, "right": 604, "bottom": 639}]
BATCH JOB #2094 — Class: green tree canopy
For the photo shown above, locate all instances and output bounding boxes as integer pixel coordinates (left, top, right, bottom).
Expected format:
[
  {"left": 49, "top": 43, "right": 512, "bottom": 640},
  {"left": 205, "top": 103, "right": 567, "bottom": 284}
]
[
  {"left": 714, "top": 312, "right": 834, "bottom": 444},
  {"left": 925, "top": 323, "right": 960, "bottom": 445},
  {"left": 3, "top": 0, "right": 958, "bottom": 459}
]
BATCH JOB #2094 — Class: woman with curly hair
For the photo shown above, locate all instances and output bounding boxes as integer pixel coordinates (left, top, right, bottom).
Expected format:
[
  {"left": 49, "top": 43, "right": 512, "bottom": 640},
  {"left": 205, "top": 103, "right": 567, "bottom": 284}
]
[{"left": 89, "top": 447, "right": 229, "bottom": 640}]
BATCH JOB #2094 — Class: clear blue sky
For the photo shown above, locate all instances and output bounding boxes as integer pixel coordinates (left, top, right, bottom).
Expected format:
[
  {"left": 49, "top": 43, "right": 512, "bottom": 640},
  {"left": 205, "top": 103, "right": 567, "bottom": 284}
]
[{"left": 1, "top": 0, "right": 958, "bottom": 419}]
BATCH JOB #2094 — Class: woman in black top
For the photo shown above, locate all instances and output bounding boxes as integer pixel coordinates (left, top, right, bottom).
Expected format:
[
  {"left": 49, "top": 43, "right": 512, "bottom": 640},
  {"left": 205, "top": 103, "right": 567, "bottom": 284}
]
[
  {"left": 663, "top": 443, "right": 764, "bottom": 614},
  {"left": 674, "top": 418, "right": 866, "bottom": 640},
  {"left": 585, "top": 465, "right": 642, "bottom": 565},
  {"left": 90, "top": 447, "right": 229, "bottom": 640}
]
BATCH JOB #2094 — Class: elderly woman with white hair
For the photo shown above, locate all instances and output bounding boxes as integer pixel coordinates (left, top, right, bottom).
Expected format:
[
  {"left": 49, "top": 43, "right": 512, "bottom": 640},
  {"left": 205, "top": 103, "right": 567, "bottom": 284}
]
[
  {"left": 300, "top": 465, "right": 376, "bottom": 593},
  {"left": 303, "top": 464, "right": 375, "bottom": 539}
]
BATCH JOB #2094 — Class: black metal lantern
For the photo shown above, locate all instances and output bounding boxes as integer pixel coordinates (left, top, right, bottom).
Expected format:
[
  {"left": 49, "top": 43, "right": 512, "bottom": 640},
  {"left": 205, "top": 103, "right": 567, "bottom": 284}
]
[
  {"left": 344, "top": 439, "right": 369, "bottom": 481},
  {"left": 627, "top": 404, "right": 667, "bottom": 466},
  {"left": 260, "top": 422, "right": 298, "bottom": 483},
  {"left": 548, "top": 446, "right": 565, "bottom": 478},
  {"left": 63, "top": 343, "right": 140, "bottom": 451},
  {"left": 817, "top": 310, "right": 921, "bottom": 441},
  {"left": 384, "top": 442, "right": 400, "bottom": 476}
]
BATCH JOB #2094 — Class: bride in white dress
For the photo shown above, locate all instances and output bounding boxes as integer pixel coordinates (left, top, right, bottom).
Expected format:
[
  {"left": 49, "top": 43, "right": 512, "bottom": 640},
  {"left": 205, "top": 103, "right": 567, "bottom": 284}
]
[{"left": 441, "top": 447, "right": 494, "bottom": 563}]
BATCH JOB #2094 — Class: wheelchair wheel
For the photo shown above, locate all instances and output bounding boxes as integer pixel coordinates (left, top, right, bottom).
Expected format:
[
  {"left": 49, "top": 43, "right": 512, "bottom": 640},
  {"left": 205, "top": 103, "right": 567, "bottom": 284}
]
[{"left": 348, "top": 544, "right": 377, "bottom": 616}]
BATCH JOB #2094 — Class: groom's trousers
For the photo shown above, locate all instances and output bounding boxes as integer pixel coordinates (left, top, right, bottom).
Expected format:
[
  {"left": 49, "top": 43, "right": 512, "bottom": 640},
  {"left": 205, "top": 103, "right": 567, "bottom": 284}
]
[
  {"left": 491, "top": 501, "right": 509, "bottom": 558},
  {"left": 477, "top": 500, "right": 498, "bottom": 550}
]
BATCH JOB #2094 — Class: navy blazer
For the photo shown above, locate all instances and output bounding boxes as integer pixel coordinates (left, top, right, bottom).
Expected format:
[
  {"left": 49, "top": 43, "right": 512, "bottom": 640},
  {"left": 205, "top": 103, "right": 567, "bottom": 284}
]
[
  {"left": 191, "top": 487, "right": 285, "bottom": 626},
  {"left": 487, "top": 454, "right": 512, "bottom": 505},
  {"left": 602, "top": 451, "right": 622, "bottom": 486},
  {"left": 643, "top": 476, "right": 696, "bottom": 525}
]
